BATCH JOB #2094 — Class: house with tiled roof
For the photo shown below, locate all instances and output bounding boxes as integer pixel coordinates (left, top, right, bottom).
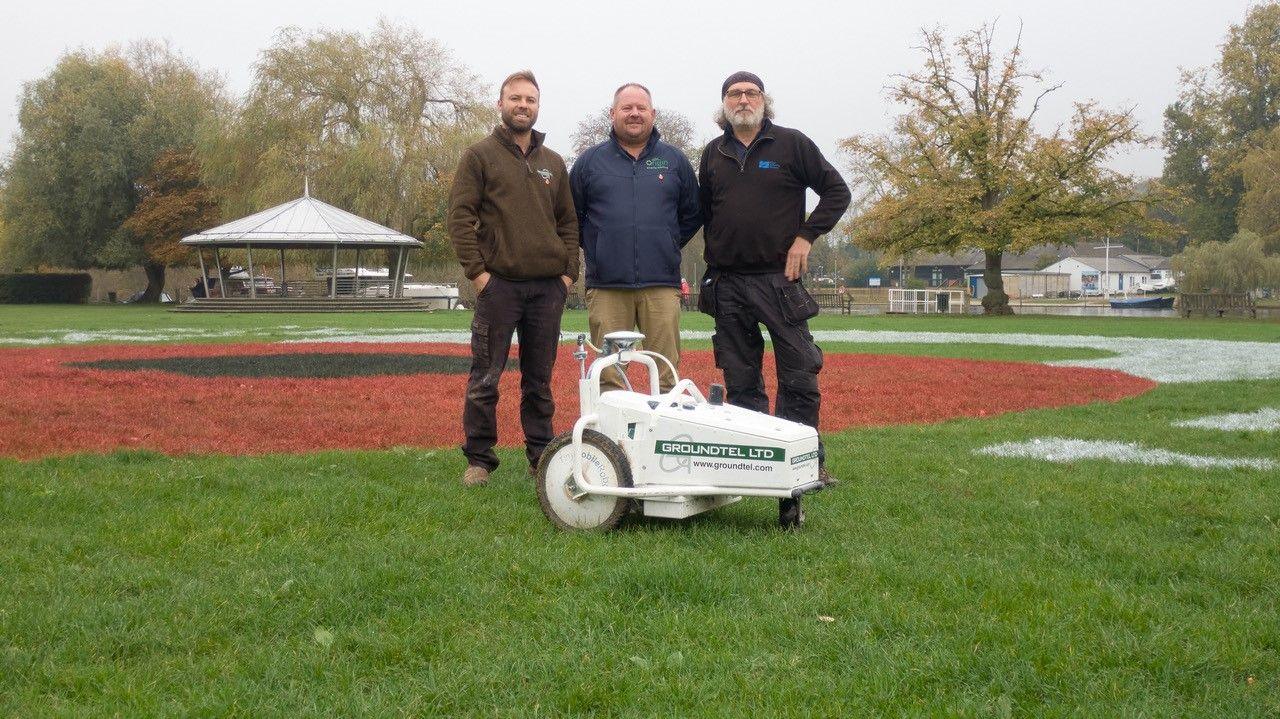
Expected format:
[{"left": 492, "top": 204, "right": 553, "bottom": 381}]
[
  {"left": 889, "top": 242, "right": 1172, "bottom": 297},
  {"left": 1041, "top": 254, "right": 1155, "bottom": 294},
  {"left": 1121, "top": 254, "right": 1174, "bottom": 283},
  {"left": 962, "top": 244, "right": 1072, "bottom": 298},
  {"left": 885, "top": 249, "right": 984, "bottom": 287}
]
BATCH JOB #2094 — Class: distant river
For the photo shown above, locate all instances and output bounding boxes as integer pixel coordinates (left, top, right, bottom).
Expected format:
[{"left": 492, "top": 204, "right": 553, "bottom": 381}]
[{"left": 841, "top": 303, "right": 1278, "bottom": 319}]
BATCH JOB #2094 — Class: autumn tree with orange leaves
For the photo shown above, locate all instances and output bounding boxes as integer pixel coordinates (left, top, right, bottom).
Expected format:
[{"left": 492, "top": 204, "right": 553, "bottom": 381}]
[
  {"left": 120, "top": 150, "right": 220, "bottom": 301},
  {"left": 842, "top": 25, "right": 1173, "bottom": 314}
]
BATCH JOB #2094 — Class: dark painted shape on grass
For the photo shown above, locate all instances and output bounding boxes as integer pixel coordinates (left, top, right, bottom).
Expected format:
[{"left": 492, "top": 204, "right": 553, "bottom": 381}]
[
  {"left": 0, "top": 342, "right": 1156, "bottom": 460},
  {"left": 70, "top": 353, "right": 517, "bottom": 378}
]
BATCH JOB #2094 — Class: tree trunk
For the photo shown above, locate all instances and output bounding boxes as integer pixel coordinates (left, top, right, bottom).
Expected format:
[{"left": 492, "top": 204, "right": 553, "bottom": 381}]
[
  {"left": 141, "top": 262, "right": 167, "bottom": 303},
  {"left": 980, "top": 250, "right": 1015, "bottom": 315}
]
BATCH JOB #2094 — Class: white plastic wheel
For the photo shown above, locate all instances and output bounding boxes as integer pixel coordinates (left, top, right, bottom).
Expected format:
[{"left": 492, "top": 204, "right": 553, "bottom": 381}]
[{"left": 536, "top": 429, "right": 632, "bottom": 531}]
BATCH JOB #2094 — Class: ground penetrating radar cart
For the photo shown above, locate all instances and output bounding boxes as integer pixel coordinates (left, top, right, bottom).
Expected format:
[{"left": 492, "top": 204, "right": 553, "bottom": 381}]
[{"left": 535, "top": 331, "right": 824, "bottom": 531}]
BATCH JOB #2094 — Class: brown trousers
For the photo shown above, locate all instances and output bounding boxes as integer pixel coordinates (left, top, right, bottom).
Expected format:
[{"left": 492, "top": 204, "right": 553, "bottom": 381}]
[
  {"left": 586, "top": 286, "right": 682, "bottom": 392},
  {"left": 462, "top": 276, "right": 566, "bottom": 471}
]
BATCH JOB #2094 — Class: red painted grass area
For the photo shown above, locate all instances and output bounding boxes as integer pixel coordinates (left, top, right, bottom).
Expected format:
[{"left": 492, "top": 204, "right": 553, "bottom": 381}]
[{"left": 0, "top": 342, "right": 1155, "bottom": 459}]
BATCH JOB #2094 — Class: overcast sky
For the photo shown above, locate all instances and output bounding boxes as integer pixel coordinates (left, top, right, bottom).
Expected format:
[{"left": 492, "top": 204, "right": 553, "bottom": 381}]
[{"left": 0, "top": 0, "right": 1261, "bottom": 180}]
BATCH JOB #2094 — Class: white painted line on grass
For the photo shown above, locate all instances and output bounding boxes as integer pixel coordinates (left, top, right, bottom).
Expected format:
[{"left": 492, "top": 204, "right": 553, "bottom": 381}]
[
  {"left": 794, "top": 330, "right": 1280, "bottom": 384},
  {"left": 682, "top": 329, "right": 1277, "bottom": 385},
  {"left": 1, "top": 329, "right": 253, "bottom": 345},
  {"left": 279, "top": 331, "right": 474, "bottom": 344},
  {"left": 5, "top": 326, "right": 1277, "bottom": 385},
  {"left": 976, "top": 437, "right": 1275, "bottom": 471},
  {"left": 1173, "top": 408, "right": 1280, "bottom": 433}
]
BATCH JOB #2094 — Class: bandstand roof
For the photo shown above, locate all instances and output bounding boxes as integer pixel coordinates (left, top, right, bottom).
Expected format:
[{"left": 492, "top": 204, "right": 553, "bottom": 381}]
[{"left": 180, "top": 187, "right": 423, "bottom": 249}]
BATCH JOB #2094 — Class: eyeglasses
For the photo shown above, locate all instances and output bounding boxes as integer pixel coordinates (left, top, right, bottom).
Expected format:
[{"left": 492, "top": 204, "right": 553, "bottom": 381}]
[{"left": 726, "top": 89, "right": 763, "bottom": 101}]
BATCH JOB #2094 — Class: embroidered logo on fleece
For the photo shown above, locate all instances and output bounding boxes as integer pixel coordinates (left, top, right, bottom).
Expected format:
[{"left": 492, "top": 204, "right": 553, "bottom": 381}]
[
  {"left": 758, "top": 160, "right": 780, "bottom": 170},
  {"left": 536, "top": 168, "right": 553, "bottom": 184},
  {"left": 644, "top": 157, "right": 671, "bottom": 171}
]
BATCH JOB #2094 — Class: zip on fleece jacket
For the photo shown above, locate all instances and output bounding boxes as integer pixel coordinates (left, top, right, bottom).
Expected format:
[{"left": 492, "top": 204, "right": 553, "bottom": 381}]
[
  {"left": 447, "top": 125, "right": 580, "bottom": 282},
  {"left": 570, "top": 128, "right": 702, "bottom": 289},
  {"left": 698, "top": 120, "right": 851, "bottom": 274}
]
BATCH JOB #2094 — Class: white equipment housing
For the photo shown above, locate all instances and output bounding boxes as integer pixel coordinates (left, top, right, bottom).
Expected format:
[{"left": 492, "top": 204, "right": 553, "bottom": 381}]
[{"left": 535, "top": 331, "right": 823, "bottom": 530}]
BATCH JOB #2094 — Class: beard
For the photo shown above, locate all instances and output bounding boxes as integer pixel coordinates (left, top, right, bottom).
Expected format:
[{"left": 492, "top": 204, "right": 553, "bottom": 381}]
[
  {"left": 724, "top": 103, "right": 763, "bottom": 130},
  {"left": 715, "top": 93, "right": 773, "bottom": 131},
  {"left": 501, "top": 106, "right": 537, "bottom": 133}
]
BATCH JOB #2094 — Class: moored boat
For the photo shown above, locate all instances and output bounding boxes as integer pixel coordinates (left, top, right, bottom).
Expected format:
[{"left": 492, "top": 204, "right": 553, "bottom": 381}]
[{"left": 1110, "top": 296, "right": 1174, "bottom": 309}]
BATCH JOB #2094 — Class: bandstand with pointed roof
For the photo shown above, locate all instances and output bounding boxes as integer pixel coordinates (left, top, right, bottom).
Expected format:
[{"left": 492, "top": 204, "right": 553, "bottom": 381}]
[{"left": 176, "top": 184, "right": 431, "bottom": 312}]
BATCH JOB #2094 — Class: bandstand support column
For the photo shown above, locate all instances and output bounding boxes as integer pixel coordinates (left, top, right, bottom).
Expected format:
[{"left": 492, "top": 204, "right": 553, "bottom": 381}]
[
  {"left": 330, "top": 244, "right": 339, "bottom": 299},
  {"left": 213, "top": 247, "right": 224, "bottom": 298},
  {"left": 247, "top": 244, "right": 256, "bottom": 299},
  {"left": 391, "top": 247, "right": 404, "bottom": 298},
  {"left": 400, "top": 248, "right": 411, "bottom": 298},
  {"left": 354, "top": 248, "right": 362, "bottom": 297},
  {"left": 197, "top": 250, "right": 210, "bottom": 299}
]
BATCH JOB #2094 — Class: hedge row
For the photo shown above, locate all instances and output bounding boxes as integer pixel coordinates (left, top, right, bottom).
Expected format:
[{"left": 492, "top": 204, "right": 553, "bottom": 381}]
[{"left": 0, "top": 273, "right": 92, "bottom": 303}]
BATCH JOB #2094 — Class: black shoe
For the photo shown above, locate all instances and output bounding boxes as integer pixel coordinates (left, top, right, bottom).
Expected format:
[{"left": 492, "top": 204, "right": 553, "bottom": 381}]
[
  {"left": 779, "top": 498, "right": 805, "bottom": 530},
  {"left": 818, "top": 466, "right": 839, "bottom": 487}
]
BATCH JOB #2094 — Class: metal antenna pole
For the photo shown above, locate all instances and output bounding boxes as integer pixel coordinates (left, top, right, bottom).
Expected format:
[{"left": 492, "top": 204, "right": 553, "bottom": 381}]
[{"left": 1094, "top": 238, "right": 1120, "bottom": 301}]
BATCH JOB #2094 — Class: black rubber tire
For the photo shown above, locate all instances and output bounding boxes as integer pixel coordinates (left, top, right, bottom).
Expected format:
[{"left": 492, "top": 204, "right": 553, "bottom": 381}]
[{"left": 536, "top": 429, "right": 633, "bottom": 531}]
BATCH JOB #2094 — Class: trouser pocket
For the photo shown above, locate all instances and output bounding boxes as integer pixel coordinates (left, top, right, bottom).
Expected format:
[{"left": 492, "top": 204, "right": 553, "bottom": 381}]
[
  {"left": 470, "top": 317, "right": 491, "bottom": 365},
  {"left": 697, "top": 270, "right": 719, "bottom": 316},
  {"left": 775, "top": 278, "right": 819, "bottom": 324}
]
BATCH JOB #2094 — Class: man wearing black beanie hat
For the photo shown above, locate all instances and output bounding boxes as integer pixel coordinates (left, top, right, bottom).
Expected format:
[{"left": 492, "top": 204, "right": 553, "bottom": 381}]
[
  {"left": 698, "top": 70, "right": 851, "bottom": 529},
  {"left": 721, "top": 71, "right": 764, "bottom": 97}
]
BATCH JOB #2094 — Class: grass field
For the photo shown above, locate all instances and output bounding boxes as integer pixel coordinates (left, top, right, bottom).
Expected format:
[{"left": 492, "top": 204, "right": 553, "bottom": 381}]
[
  {"left": 1, "top": 306, "right": 1278, "bottom": 716},
  {"left": 3, "top": 303, "right": 1279, "bottom": 342}
]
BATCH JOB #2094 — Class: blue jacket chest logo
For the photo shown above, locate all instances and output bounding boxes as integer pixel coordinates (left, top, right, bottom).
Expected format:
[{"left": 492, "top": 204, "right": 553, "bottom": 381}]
[{"left": 758, "top": 160, "right": 780, "bottom": 170}]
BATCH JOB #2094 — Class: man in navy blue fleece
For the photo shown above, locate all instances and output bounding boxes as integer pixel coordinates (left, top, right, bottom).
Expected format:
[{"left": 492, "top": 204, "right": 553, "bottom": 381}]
[
  {"left": 698, "top": 71, "right": 851, "bottom": 527},
  {"left": 570, "top": 83, "right": 702, "bottom": 392}
]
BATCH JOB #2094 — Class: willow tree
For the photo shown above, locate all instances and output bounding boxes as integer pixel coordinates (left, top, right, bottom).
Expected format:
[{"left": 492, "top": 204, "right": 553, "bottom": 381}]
[
  {"left": 0, "top": 187, "right": 10, "bottom": 270},
  {"left": 199, "top": 20, "right": 494, "bottom": 264},
  {"left": 842, "top": 25, "right": 1165, "bottom": 314},
  {"left": 1173, "top": 230, "right": 1280, "bottom": 293}
]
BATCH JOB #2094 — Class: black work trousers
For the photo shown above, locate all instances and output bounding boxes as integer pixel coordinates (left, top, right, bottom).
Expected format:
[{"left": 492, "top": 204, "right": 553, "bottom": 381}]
[
  {"left": 706, "top": 271, "right": 825, "bottom": 465},
  {"left": 462, "top": 276, "right": 567, "bottom": 471}
]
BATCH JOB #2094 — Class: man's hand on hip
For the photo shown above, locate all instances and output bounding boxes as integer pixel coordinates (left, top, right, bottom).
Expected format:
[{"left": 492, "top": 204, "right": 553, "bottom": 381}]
[
  {"left": 785, "top": 237, "right": 812, "bottom": 281},
  {"left": 561, "top": 275, "right": 574, "bottom": 290},
  {"left": 472, "top": 272, "right": 491, "bottom": 293}
]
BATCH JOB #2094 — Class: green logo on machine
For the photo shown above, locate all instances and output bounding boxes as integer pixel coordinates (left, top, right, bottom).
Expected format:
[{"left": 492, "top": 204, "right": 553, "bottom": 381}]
[
  {"left": 790, "top": 450, "right": 819, "bottom": 465},
  {"left": 655, "top": 440, "right": 785, "bottom": 462}
]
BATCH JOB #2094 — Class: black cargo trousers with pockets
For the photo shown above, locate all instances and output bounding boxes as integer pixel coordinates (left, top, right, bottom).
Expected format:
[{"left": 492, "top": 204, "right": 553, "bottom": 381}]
[
  {"left": 462, "top": 276, "right": 567, "bottom": 472},
  {"left": 699, "top": 270, "right": 824, "bottom": 466}
]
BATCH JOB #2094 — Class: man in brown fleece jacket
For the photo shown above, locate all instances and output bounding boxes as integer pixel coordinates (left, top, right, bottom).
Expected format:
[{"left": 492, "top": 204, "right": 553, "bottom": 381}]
[{"left": 448, "top": 69, "right": 579, "bottom": 487}]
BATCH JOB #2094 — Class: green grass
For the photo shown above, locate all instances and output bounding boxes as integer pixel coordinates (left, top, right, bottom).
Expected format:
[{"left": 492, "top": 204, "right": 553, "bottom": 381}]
[
  {"left": 1, "top": 309, "right": 1278, "bottom": 715},
  {"left": 2, "top": 304, "right": 1279, "bottom": 346},
  {"left": 0, "top": 304, "right": 481, "bottom": 341}
]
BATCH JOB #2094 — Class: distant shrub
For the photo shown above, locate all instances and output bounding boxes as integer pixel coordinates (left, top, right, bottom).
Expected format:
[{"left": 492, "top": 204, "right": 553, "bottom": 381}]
[{"left": 0, "top": 273, "right": 92, "bottom": 303}]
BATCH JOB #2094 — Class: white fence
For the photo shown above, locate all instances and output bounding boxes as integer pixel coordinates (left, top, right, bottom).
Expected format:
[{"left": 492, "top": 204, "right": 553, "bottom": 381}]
[{"left": 888, "top": 289, "right": 967, "bottom": 314}]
